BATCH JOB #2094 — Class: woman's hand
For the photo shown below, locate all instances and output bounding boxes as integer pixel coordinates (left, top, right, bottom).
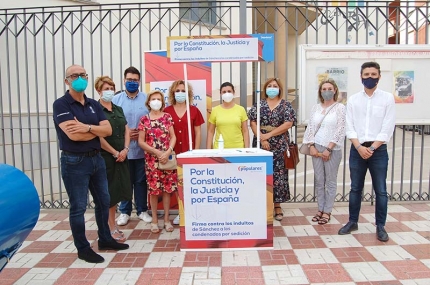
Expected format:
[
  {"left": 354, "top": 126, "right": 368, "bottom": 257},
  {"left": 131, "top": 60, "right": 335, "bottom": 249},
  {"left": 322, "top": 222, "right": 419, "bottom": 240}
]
[
  {"left": 322, "top": 149, "right": 331, "bottom": 162},
  {"left": 261, "top": 140, "right": 270, "bottom": 150},
  {"left": 158, "top": 151, "right": 170, "bottom": 164},
  {"left": 260, "top": 133, "right": 271, "bottom": 142},
  {"left": 116, "top": 149, "right": 128, "bottom": 162},
  {"left": 309, "top": 145, "right": 319, "bottom": 157}
]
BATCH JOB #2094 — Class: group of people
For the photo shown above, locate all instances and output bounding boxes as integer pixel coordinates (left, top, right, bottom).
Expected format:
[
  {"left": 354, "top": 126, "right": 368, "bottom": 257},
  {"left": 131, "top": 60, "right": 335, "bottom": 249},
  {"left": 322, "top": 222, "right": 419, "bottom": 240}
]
[{"left": 53, "top": 61, "right": 395, "bottom": 264}]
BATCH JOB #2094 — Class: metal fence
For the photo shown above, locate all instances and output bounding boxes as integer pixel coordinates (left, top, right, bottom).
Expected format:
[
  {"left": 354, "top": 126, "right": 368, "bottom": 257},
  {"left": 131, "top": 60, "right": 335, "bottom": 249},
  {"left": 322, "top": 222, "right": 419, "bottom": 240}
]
[{"left": 0, "top": 1, "right": 429, "bottom": 208}]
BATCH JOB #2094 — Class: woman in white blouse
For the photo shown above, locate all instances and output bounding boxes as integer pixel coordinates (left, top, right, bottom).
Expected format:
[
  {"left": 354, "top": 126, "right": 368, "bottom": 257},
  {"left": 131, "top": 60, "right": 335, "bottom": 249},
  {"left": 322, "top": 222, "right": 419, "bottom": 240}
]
[{"left": 302, "top": 79, "right": 346, "bottom": 224}]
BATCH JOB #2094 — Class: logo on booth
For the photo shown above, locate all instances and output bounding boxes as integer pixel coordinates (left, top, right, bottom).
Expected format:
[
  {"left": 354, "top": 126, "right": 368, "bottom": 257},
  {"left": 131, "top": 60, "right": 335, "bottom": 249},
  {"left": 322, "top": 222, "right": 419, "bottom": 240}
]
[{"left": 237, "top": 165, "right": 263, "bottom": 172}]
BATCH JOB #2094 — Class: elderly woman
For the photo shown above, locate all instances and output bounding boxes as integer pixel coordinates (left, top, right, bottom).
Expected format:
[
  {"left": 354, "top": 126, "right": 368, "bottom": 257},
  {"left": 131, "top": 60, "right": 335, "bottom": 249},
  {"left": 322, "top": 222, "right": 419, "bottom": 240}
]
[
  {"left": 303, "top": 78, "right": 346, "bottom": 225},
  {"left": 138, "top": 90, "right": 177, "bottom": 234},
  {"left": 247, "top": 77, "right": 296, "bottom": 222},
  {"left": 95, "top": 76, "right": 132, "bottom": 242}
]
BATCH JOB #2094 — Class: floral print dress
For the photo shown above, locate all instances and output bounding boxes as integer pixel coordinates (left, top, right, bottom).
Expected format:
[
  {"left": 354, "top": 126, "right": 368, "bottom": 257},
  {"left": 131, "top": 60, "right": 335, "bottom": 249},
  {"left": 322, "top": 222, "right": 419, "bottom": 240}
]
[
  {"left": 248, "top": 99, "right": 297, "bottom": 203},
  {"left": 138, "top": 113, "right": 177, "bottom": 196}
]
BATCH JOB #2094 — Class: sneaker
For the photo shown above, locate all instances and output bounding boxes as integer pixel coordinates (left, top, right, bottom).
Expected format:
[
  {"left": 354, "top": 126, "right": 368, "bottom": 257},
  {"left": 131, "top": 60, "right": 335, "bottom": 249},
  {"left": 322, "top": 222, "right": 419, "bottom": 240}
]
[
  {"left": 138, "top": 211, "right": 153, "bottom": 223},
  {"left": 98, "top": 240, "right": 129, "bottom": 251},
  {"left": 78, "top": 248, "right": 104, "bottom": 263},
  {"left": 173, "top": 215, "right": 180, "bottom": 225},
  {"left": 116, "top": 213, "right": 130, "bottom": 226}
]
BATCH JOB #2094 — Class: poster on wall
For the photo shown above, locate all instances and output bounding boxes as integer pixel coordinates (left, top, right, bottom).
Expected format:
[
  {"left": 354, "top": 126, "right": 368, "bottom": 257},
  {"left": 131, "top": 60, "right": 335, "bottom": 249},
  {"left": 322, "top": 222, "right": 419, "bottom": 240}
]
[
  {"left": 393, "top": 71, "right": 414, "bottom": 103},
  {"left": 183, "top": 163, "right": 267, "bottom": 241},
  {"left": 316, "top": 67, "right": 348, "bottom": 104}
]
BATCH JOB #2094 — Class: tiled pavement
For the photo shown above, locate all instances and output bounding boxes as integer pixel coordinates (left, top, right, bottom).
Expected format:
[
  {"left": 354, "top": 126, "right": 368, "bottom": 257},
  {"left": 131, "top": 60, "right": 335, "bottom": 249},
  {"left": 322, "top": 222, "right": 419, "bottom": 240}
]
[{"left": 2, "top": 203, "right": 430, "bottom": 285}]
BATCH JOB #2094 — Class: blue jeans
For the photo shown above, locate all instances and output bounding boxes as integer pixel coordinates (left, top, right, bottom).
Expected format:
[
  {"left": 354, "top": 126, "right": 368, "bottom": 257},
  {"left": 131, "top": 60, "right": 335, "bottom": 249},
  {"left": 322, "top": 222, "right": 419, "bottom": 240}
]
[
  {"left": 60, "top": 152, "right": 113, "bottom": 251},
  {"left": 349, "top": 144, "right": 389, "bottom": 226},
  {"left": 119, "top": 158, "right": 148, "bottom": 216}
]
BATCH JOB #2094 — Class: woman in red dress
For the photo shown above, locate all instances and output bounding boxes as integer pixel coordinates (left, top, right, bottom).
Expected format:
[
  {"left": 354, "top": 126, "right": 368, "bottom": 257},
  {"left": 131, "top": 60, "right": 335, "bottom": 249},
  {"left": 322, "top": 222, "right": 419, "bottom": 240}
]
[
  {"left": 164, "top": 80, "right": 205, "bottom": 225},
  {"left": 138, "top": 90, "right": 177, "bottom": 233}
]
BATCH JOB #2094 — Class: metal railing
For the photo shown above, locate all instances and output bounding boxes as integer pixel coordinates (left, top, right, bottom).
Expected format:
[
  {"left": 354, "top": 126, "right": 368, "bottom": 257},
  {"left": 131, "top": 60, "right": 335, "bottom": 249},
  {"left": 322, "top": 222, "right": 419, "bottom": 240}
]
[{"left": 0, "top": 1, "right": 429, "bottom": 208}]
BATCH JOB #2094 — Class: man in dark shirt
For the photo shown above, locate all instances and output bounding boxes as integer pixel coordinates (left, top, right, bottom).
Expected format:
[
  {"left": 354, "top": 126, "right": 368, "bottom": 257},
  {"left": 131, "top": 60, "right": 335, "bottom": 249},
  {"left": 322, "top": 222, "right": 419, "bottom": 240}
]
[{"left": 53, "top": 65, "right": 129, "bottom": 263}]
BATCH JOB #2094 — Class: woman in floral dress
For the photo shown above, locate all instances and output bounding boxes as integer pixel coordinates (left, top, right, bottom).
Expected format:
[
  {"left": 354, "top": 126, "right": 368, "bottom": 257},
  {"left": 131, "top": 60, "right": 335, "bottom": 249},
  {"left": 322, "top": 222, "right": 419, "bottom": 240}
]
[
  {"left": 138, "top": 90, "right": 177, "bottom": 233},
  {"left": 248, "top": 78, "right": 296, "bottom": 221}
]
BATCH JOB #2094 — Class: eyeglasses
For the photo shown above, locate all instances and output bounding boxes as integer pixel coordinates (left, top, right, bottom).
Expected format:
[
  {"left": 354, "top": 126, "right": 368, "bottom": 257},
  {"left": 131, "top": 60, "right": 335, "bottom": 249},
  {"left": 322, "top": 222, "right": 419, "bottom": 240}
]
[
  {"left": 66, "top": 73, "right": 88, "bottom": 80},
  {"left": 125, "top": 78, "right": 139, "bottom": 82}
]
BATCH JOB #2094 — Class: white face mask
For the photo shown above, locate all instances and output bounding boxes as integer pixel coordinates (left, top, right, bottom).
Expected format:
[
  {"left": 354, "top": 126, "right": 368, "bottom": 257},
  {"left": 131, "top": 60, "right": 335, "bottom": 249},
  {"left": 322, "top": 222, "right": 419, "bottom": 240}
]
[
  {"left": 101, "top": 90, "right": 115, "bottom": 102},
  {"left": 174, "top": 92, "right": 187, "bottom": 103},
  {"left": 149, "top": 99, "right": 162, "bottom": 111},
  {"left": 222, "top": 92, "right": 234, "bottom": 103}
]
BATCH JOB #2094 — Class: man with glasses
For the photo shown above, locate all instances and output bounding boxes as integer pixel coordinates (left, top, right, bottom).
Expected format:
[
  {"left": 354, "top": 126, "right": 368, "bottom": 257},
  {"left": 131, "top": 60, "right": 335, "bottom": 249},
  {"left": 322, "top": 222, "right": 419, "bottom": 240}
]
[
  {"left": 338, "top": 61, "right": 396, "bottom": 242},
  {"left": 53, "top": 65, "right": 129, "bottom": 263},
  {"left": 112, "top": 66, "right": 152, "bottom": 226}
]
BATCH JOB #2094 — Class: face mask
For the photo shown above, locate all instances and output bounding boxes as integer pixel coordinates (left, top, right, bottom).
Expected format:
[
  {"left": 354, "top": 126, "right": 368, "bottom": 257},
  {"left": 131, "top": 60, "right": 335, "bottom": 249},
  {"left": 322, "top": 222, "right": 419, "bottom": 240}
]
[
  {"left": 101, "top": 90, "right": 115, "bottom": 102},
  {"left": 70, "top": 76, "right": 88, "bottom": 93},
  {"left": 175, "top": 92, "right": 187, "bottom": 103},
  {"left": 266, "top": 88, "right": 279, "bottom": 98},
  {"left": 321, "top": 90, "right": 335, "bottom": 101},
  {"left": 149, "top": 99, "right": 162, "bottom": 111},
  {"left": 125, "top": 81, "right": 139, "bottom": 93},
  {"left": 362, "top": 77, "right": 379, "bottom": 89},
  {"left": 222, "top": 92, "right": 234, "bottom": 103}
]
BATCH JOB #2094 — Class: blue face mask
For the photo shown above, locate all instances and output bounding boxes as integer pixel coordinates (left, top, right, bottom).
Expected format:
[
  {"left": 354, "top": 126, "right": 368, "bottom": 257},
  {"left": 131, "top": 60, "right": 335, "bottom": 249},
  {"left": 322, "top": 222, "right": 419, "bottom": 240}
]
[
  {"left": 125, "top": 81, "right": 139, "bottom": 93},
  {"left": 362, "top": 77, "right": 379, "bottom": 89},
  {"left": 70, "top": 76, "right": 88, "bottom": 93},
  {"left": 266, "top": 87, "right": 279, "bottom": 98},
  {"left": 174, "top": 92, "right": 187, "bottom": 103}
]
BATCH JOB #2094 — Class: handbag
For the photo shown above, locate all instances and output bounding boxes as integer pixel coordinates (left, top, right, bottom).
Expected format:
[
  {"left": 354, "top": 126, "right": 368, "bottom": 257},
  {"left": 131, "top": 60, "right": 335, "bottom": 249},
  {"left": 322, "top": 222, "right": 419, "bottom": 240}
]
[
  {"left": 157, "top": 152, "right": 177, "bottom": 170},
  {"left": 284, "top": 141, "right": 300, "bottom": 169},
  {"left": 299, "top": 103, "right": 338, "bottom": 155},
  {"left": 147, "top": 114, "right": 178, "bottom": 171}
]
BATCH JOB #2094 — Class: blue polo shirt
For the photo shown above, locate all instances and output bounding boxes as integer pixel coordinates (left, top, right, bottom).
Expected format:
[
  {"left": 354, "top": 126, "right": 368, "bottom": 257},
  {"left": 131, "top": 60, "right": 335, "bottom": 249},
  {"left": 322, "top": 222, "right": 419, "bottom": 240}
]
[
  {"left": 112, "top": 91, "right": 148, "bottom": 159},
  {"left": 53, "top": 90, "right": 107, "bottom": 152}
]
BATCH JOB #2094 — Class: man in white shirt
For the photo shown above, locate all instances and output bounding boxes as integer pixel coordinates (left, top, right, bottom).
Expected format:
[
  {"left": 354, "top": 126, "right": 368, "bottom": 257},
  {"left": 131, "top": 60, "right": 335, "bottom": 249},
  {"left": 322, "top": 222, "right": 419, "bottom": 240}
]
[{"left": 338, "top": 62, "right": 396, "bottom": 242}]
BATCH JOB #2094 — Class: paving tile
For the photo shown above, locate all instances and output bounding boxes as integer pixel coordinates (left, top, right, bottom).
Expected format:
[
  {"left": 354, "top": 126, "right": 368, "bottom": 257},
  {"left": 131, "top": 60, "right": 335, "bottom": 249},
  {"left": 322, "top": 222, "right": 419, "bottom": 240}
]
[
  {"left": 402, "top": 203, "right": 430, "bottom": 212},
  {"left": 279, "top": 216, "right": 310, "bottom": 226},
  {"left": 38, "top": 212, "right": 69, "bottom": 222},
  {"left": 330, "top": 247, "right": 377, "bottom": 263},
  {"left": 183, "top": 251, "right": 222, "bottom": 267},
  {"left": 366, "top": 245, "right": 415, "bottom": 261},
  {"left": 179, "top": 267, "right": 221, "bottom": 285},
  {"left": 107, "top": 252, "right": 150, "bottom": 268},
  {"left": 32, "top": 221, "right": 61, "bottom": 231},
  {"left": 313, "top": 224, "right": 344, "bottom": 235},
  {"left": 288, "top": 236, "right": 326, "bottom": 249},
  {"left": 258, "top": 250, "right": 299, "bottom": 266},
  {"left": 389, "top": 232, "right": 430, "bottom": 245},
  {"left": 68, "top": 253, "right": 116, "bottom": 269},
  {"left": 342, "top": 261, "right": 396, "bottom": 282},
  {"left": 135, "top": 267, "right": 183, "bottom": 285},
  {"left": 261, "top": 264, "right": 309, "bottom": 285},
  {"left": 389, "top": 212, "right": 427, "bottom": 221},
  {"left": 53, "top": 268, "right": 104, "bottom": 284},
  {"left": 403, "top": 221, "right": 430, "bottom": 232},
  {"left": 302, "top": 263, "right": 353, "bottom": 283},
  {"left": 51, "top": 221, "right": 73, "bottom": 230},
  {"left": 152, "top": 239, "right": 181, "bottom": 252},
  {"left": 37, "top": 230, "right": 72, "bottom": 241},
  {"left": 384, "top": 222, "right": 415, "bottom": 233},
  {"left": 26, "top": 230, "right": 49, "bottom": 241},
  {"left": 34, "top": 253, "right": 77, "bottom": 268},
  {"left": 402, "top": 244, "right": 430, "bottom": 259},
  {"left": 13, "top": 268, "right": 66, "bottom": 285},
  {"left": 387, "top": 205, "right": 412, "bottom": 213},
  {"left": 354, "top": 233, "right": 398, "bottom": 246},
  {"left": 273, "top": 227, "right": 287, "bottom": 237},
  {"left": 221, "top": 266, "right": 265, "bottom": 285},
  {"left": 144, "top": 252, "right": 185, "bottom": 267},
  {"left": 321, "top": 234, "right": 363, "bottom": 248},
  {"left": 383, "top": 260, "right": 430, "bottom": 280},
  {"left": 0, "top": 268, "right": 30, "bottom": 285},
  {"left": 7, "top": 253, "right": 48, "bottom": 268},
  {"left": 283, "top": 225, "right": 319, "bottom": 236},
  {"left": 221, "top": 250, "right": 261, "bottom": 266},
  {"left": 94, "top": 268, "right": 143, "bottom": 285},
  {"left": 415, "top": 211, "right": 430, "bottom": 220},
  {"left": 294, "top": 248, "right": 339, "bottom": 264},
  {"left": 400, "top": 278, "right": 430, "bottom": 285},
  {"left": 273, "top": 236, "right": 293, "bottom": 250}
]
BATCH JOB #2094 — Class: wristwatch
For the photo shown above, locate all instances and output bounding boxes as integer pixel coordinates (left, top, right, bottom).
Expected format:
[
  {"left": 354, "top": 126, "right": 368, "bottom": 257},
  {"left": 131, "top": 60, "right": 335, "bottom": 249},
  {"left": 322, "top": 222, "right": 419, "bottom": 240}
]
[{"left": 369, "top": 146, "right": 376, "bottom": 151}]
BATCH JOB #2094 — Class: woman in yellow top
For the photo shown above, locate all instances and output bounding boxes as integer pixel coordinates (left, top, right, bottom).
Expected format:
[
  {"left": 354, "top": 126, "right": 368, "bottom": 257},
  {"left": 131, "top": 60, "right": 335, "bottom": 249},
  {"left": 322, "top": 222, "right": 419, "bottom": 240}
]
[{"left": 206, "top": 82, "right": 249, "bottom": 149}]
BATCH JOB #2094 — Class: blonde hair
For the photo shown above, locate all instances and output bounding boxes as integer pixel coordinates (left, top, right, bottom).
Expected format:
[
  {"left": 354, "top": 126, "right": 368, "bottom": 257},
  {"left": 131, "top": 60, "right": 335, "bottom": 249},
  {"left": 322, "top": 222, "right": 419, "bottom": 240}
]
[
  {"left": 145, "top": 90, "right": 166, "bottom": 111},
  {"left": 318, "top": 78, "right": 339, "bottom": 103},
  {"left": 168, "top": 80, "right": 194, "bottom": 105},
  {"left": 94, "top": 76, "right": 116, "bottom": 92}
]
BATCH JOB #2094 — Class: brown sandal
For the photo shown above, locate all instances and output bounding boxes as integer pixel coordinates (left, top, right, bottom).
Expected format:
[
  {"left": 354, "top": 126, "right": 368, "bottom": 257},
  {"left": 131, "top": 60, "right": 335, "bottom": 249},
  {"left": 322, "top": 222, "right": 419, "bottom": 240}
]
[
  {"left": 274, "top": 207, "right": 284, "bottom": 221},
  {"left": 312, "top": 211, "right": 323, "bottom": 222},
  {"left": 318, "top": 212, "right": 331, "bottom": 225}
]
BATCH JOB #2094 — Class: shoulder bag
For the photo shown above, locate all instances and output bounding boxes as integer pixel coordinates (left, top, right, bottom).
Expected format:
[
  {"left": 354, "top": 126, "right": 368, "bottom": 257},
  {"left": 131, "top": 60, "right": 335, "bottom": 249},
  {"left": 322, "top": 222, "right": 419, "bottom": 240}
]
[{"left": 299, "top": 103, "right": 338, "bottom": 155}]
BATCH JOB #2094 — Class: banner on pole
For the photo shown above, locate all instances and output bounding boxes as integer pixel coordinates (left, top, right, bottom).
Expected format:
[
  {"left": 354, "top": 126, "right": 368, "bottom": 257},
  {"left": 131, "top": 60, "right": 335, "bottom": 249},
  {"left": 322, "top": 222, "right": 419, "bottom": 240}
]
[{"left": 167, "top": 34, "right": 275, "bottom": 63}]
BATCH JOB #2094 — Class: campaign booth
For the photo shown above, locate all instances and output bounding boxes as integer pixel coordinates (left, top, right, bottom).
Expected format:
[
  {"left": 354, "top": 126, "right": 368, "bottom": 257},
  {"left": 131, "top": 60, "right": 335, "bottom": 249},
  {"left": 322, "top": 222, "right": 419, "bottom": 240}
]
[{"left": 176, "top": 149, "right": 273, "bottom": 250}]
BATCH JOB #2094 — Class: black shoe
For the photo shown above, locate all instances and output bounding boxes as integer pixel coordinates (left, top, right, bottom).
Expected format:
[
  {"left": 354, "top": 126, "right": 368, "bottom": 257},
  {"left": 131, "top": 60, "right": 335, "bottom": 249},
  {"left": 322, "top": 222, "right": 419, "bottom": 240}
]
[
  {"left": 338, "top": 221, "right": 358, "bottom": 235},
  {"left": 98, "top": 239, "right": 130, "bottom": 251},
  {"left": 376, "top": 225, "right": 389, "bottom": 242},
  {"left": 78, "top": 248, "right": 104, "bottom": 263}
]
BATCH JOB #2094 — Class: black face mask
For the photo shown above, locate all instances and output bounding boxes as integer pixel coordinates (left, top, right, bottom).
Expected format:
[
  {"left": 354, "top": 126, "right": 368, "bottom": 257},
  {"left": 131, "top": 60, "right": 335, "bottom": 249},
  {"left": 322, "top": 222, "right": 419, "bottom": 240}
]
[{"left": 362, "top": 77, "right": 379, "bottom": 89}]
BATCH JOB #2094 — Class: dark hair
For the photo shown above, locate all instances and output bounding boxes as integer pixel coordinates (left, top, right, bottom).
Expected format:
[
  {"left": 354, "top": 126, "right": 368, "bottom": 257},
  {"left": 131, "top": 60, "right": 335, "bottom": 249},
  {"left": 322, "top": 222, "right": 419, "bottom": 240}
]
[
  {"left": 360, "top": 62, "right": 380, "bottom": 75},
  {"left": 220, "top": 82, "right": 235, "bottom": 93},
  {"left": 263, "top": 77, "right": 283, "bottom": 99},
  {"left": 124, "top": 66, "right": 141, "bottom": 79}
]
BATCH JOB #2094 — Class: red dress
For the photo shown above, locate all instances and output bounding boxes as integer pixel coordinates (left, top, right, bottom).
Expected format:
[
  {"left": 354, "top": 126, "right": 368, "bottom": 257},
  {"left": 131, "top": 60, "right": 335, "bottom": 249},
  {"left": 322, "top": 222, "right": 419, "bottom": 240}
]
[
  {"left": 164, "top": 105, "right": 205, "bottom": 155},
  {"left": 138, "top": 113, "right": 177, "bottom": 196}
]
